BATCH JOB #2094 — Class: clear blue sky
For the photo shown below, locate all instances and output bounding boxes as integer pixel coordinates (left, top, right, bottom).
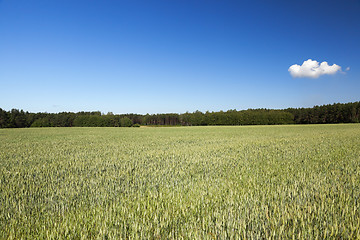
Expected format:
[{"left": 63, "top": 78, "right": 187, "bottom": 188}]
[{"left": 1, "top": 0, "right": 359, "bottom": 114}]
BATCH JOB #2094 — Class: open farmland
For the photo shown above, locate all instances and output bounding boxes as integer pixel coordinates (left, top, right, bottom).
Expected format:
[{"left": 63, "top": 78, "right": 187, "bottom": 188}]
[{"left": 0, "top": 125, "right": 360, "bottom": 239}]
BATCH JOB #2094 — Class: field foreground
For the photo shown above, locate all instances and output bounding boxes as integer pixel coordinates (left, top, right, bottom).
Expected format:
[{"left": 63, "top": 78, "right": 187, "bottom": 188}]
[{"left": 1, "top": 125, "right": 360, "bottom": 239}]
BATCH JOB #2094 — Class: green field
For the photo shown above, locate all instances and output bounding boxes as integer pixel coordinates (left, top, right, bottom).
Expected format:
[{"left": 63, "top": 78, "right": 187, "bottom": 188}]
[{"left": 1, "top": 125, "right": 360, "bottom": 239}]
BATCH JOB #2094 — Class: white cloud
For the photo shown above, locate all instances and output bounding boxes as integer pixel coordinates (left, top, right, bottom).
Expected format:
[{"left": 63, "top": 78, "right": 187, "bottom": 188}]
[
  {"left": 346, "top": 67, "right": 350, "bottom": 71},
  {"left": 288, "top": 59, "right": 342, "bottom": 78}
]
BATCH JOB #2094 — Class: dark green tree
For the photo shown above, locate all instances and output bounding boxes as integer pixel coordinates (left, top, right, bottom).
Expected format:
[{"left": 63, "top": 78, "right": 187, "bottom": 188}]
[{"left": 120, "top": 117, "right": 133, "bottom": 127}]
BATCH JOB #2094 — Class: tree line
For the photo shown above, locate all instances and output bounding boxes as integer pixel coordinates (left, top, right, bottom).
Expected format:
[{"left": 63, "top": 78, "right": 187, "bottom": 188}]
[{"left": 0, "top": 101, "right": 359, "bottom": 128}]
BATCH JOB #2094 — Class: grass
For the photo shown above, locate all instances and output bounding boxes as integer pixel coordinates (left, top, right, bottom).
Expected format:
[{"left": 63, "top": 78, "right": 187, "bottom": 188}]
[{"left": 0, "top": 125, "right": 360, "bottom": 239}]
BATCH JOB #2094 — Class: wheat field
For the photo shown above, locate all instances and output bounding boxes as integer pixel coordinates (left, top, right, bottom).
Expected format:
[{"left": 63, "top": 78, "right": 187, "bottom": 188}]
[{"left": 1, "top": 125, "right": 360, "bottom": 239}]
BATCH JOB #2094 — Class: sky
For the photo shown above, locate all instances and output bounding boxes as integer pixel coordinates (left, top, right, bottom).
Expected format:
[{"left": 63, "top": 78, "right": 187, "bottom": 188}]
[{"left": 0, "top": 0, "right": 359, "bottom": 114}]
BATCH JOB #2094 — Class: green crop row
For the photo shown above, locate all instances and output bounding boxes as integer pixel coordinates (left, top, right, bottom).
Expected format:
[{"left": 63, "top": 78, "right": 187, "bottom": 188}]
[{"left": 0, "top": 125, "right": 359, "bottom": 239}]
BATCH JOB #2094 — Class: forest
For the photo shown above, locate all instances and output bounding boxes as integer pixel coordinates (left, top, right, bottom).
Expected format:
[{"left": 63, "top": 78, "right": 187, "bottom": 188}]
[{"left": 0, "top": 101, "right": 359, "bottom": 128}]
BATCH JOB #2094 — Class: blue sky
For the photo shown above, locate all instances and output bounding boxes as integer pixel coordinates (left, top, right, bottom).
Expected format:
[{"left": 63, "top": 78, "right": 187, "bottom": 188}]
[{"left": 1, "top": 0, "right": 359, "bottom": 114}]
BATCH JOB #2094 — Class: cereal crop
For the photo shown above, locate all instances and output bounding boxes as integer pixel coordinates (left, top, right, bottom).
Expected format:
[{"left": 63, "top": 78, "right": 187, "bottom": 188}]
[{"left": 0, "top": 125, "right": 359, "bottom": 239}]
